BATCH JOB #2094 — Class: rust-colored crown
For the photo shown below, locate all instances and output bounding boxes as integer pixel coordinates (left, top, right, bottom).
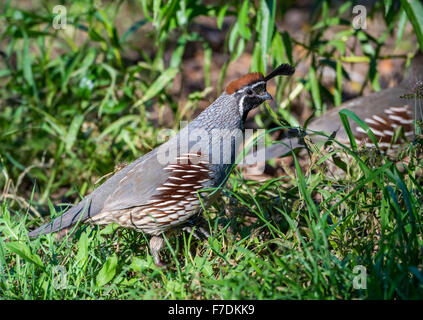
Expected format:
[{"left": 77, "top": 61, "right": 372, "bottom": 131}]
[
  {"left": 225, "top": 63, "right": 295, "bottom": 94},
  {"left": 225, "top": 72, "right": 264, "bottom": 94}
]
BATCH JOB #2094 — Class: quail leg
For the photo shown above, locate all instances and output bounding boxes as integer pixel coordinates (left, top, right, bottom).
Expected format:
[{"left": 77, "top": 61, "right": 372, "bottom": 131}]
[
  {"left": 182, "top": 215, "right": 211, "bottom": 240},
  {"left": 182, "top": 225, "right": 210, "bottom": 240},
  {"left": 149, "top": 235, "right": 166, "bottom": 267}
]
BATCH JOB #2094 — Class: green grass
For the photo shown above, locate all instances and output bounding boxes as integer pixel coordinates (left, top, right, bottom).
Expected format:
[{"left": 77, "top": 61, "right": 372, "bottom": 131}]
[
  {"left": 1, "top": 138, "right": 422, "bottom": 299},
  {"left": 1, "top": 0, "right": 423, "bottom": 299}
]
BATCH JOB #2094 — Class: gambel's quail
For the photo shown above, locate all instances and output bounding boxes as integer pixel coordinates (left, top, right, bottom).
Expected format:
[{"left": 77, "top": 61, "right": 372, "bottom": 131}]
[
  {"left": 244, "top": 53, "right": 423, "bottom": 162},
  {"left": 28, "top": 63, "right": 295, "bottom": 266}
]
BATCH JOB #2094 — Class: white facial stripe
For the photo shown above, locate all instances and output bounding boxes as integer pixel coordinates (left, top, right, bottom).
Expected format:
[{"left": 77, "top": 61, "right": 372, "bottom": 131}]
[
  {"left": 251, "top": 81, "right": 265, "bottom": 88},
  {"left": 235, "top": 81, "right": 266, "bottom": 94},
  {"left": 238, "top": 95, "right": 246, "bottom": 116}
]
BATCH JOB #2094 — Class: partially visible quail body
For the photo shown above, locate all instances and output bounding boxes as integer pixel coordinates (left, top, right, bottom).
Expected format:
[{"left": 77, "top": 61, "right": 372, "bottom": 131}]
[
  {"left": 242, "top": 52, "right": 423, "bottom": 163},
  {"left": 28, "top": 63, "right": 295, "bottom": 265}
]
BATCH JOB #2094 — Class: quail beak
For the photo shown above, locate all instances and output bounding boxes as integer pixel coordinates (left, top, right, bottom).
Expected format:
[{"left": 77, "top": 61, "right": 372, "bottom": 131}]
[{"left": 261, "top": 91, "right": 272, "bottom": 101}]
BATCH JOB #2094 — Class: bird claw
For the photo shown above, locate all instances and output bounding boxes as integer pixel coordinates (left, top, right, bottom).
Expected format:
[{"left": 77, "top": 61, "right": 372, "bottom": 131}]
[{"left": 182, "top": 225, "right": 210, "bottom": 240}]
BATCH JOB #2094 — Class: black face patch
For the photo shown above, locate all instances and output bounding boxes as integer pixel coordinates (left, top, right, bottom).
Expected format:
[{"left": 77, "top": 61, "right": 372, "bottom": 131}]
[
  {"left": 234, "top": 81, "right": 266, "bottom": 98},
  {"left": 251, "top": 82, "right": 267, "bottom": 96},
  {"left": 235, "top": 82, "right": 269, "bottom": 122},
  {"left": 243, "top": 95, "right": 263, "bottom": 107}
]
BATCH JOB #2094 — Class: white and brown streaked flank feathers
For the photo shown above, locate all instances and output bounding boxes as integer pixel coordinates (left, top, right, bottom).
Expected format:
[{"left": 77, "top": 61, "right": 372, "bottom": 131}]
[
  {"left": 89, "top": 153, "right": 212, "bottom": 236},
  {"left": 354, "top": 105, "right": 414, "bottom": 149}
]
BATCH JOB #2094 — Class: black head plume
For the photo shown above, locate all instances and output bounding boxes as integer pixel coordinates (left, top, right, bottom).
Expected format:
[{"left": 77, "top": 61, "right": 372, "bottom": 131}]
[{"left": 264, "top": 64, "right": 295, "bottom": 82}]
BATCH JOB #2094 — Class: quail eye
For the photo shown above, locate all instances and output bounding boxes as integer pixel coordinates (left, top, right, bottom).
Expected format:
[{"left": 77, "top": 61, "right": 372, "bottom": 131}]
[{"left": 246, "top": 89, "right": 253, "bottom": 95}]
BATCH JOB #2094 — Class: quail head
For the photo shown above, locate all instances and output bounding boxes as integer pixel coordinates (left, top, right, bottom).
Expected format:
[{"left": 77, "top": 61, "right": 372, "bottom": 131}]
[{"left": 28, "top": 63, "right": 295, "bottom": 266}]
